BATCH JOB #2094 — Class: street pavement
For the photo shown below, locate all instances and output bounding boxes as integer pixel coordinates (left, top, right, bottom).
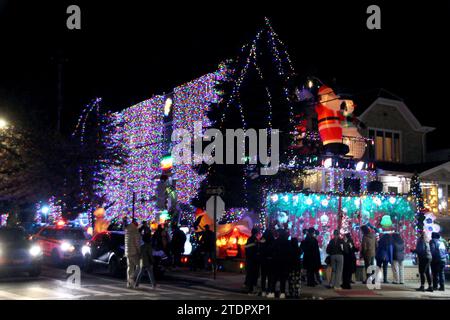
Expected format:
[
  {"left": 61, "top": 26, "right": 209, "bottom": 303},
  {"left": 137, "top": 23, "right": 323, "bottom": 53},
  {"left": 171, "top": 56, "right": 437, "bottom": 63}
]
[
  {"left": 0, "top": 266, "right": 449, "bottom": 300},
  {"left": 0, "top": 266, "right": 248, "bottom": 300}
]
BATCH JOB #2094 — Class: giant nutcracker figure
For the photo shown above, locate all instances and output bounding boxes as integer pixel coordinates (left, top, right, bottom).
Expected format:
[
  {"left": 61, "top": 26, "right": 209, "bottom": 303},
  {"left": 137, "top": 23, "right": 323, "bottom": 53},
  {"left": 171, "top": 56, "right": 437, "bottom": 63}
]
[{"left": 315, "top": 85, "right": 350, "bottom": 155}]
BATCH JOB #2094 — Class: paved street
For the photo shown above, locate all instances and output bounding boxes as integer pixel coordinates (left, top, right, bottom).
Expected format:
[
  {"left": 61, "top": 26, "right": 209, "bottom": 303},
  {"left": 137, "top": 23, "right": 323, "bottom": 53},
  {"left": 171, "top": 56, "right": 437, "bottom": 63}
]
[
  {"left": 1, "top": 265, "right": 450, "bottom": 300},
  {"left": 0, "top": 266, "right": 248, "bottom": 300}
]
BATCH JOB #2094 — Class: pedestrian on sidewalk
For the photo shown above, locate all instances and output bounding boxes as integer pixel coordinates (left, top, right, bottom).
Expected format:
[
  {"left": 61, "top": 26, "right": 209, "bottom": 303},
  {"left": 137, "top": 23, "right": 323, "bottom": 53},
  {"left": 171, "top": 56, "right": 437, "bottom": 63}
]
[
  {"left": 135, "top": 233, "right": 156, "bottom": 289},
  {"left": 199, "top": 224, "right": 215, "bottom": 271},
  {"left": 391, "top": 232, "right": 405, "bottom": 285},
  {"left": 244, "top": 228, "right": 262, "bottom": 295},
  {"left": 342, "top": 233, "right": 357, "bottom": 289},
  {"left": 138, "top": 220, "right": 151, "bottom": 236},
  {"left": 429, "top": 232, "right": 447, "bottom": 291},
  {"left": 326, "top": 230, "right": 344, "bottom": 290},
  {"left": 376, "top": 232, "right": 393, "bottom": 284},
  {"left": 288, "top": 237, "right": 302, "bottom": 298},
  {"left": 260, "top": 229, "right": 274, "bottom": 297},
  {"left": 413, "top": 231, "right": 433, "bottom": 292},
  {"left": 171, "top": 224, "right": 187, "bottom": 268},
  {"left": 300, "top": 227, "right": 321, "bottom": 287},
  {"left": 360, "top": 225, "right": 377, "bottom": 284},
  {"left": 268, "top": 229, "right": 290, "bottom": 299},
  {"left": 125, "top": 218, "right": 141, "bottom": 288}
]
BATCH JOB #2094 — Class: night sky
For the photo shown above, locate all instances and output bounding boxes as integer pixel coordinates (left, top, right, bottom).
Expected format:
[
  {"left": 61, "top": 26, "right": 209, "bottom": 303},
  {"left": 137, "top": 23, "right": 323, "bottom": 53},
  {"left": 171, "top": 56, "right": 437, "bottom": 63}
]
[{"left": 0, "top": 1, "right": 449, "bottom": 149}]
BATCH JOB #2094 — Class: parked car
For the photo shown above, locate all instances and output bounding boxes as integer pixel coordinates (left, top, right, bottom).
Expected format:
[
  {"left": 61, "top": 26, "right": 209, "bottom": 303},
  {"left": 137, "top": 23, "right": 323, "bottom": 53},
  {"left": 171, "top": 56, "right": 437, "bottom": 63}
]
[
  {"left": 0, "top": 227, "right": 43, "bottom": 277},
  {"left": 33, "top": 225, "right": 91, "bottom": 266},
  {"left": 82, "top": 231, "right": 169, "bottom": 278}
]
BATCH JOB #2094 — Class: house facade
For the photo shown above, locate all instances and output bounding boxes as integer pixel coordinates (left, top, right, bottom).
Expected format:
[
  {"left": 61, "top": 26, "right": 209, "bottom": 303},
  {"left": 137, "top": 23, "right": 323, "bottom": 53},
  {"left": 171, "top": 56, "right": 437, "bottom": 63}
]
[{"left": 357, "top": 97, "right": 450, "bottom": 224}]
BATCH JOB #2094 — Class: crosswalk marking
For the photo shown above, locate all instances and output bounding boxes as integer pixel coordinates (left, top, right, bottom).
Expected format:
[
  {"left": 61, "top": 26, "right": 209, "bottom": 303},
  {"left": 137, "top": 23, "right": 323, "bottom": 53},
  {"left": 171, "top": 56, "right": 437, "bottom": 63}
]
[
  {"left": 27, "top": 286, "right": 87, "bottom": 299},
  {"left": 98, "top": 284, "right": 157, "bottom": 297}
]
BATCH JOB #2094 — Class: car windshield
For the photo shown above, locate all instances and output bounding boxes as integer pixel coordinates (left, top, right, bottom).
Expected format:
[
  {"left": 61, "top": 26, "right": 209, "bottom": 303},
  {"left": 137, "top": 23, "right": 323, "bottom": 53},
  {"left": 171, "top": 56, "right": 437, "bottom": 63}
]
[
  {"left": 58, "top": 229, "right": 87, "bottom": 240},
  {"left": 0, "top": 228, "right": 28, "bottom": 243}
]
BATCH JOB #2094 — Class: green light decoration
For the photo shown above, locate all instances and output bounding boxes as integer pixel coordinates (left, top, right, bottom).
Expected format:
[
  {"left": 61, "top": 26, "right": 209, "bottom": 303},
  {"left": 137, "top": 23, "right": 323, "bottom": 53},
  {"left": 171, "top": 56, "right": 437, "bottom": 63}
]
[
  {"left": 266, "top": 192, "right": 415, "bottom": 221},
  {"left": 160, "top": 210, "right": 170, "bottom": 222}
]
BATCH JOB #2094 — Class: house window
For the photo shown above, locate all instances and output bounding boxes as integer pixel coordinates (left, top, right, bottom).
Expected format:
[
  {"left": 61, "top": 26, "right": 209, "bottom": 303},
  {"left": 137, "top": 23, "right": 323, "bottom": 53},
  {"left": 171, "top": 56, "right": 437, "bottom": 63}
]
[
  {"left": 368, "top": 129, "right": 401, "bottom": 162},
  {"left": 388, "top": 186, "right": 399, "bottom": 193}
]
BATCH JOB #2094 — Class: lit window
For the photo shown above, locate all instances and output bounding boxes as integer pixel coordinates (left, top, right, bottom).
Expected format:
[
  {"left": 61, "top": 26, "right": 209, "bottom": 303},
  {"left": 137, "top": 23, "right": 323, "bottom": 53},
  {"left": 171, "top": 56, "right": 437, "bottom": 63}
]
[{"left": 369, "top": 128, "right": 401, "bottom": 163}]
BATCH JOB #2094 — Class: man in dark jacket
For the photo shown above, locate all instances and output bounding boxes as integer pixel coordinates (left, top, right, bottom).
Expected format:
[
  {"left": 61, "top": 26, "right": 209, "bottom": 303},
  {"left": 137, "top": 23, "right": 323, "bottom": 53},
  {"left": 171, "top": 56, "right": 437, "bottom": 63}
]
[
  {"left": 260, "top": 229, "right": 274, "bottom": 297},
  {"left": 200, "top": 224, "right": 215, "bottom": 270},
  {"left": 300, "top": 227, "right": 321, "bottom": 287},
  {"left": 430, "top": 232, "right": 447, "bottom": 291},
  {"left": 326, "top": 230, "right": 344, "bottom": 290},
  {"left": 171, "top": 224, "right": 187, "bottom": 267},
  {"left": 268, "top": 229, "right": 292, "bottom": 299},
  {"left": 413, "top": 231, "right": 433, "bottom": 292},
  {"left": 376, "top": 232, "right": 393, "bottom": 284},
  {"left": 245, "top": 228, "right": 262, "bottom": 295},
  {"left": 342, "top": 233, "right": 358, "bottom": 289}
]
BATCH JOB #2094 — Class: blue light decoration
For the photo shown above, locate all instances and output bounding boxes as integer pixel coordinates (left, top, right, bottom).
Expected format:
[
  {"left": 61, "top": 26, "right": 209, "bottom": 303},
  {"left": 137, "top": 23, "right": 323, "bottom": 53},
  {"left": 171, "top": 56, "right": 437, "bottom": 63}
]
[
  {"left": 267, "top": 192, "right": 415, "bottom": 220},
  {"left": 266, "top": 191, "right": 417, "bottom": 252}
]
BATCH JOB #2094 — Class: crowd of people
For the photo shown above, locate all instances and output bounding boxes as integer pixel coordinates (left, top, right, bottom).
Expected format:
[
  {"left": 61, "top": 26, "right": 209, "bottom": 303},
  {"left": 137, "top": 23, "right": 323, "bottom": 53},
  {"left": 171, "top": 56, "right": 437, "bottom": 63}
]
[
  {"left": 244, "top": 224, "right": 449, "bottom": 299},
  {"left": 123, "top": 218, "right": 217, "bottom": 288},
  {"left": 123, "top": 219, "right": 188, "bottom": 288}
]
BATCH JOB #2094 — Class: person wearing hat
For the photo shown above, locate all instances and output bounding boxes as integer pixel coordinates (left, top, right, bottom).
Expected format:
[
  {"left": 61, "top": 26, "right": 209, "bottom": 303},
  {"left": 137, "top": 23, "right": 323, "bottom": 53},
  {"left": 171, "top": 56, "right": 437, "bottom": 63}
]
[
  {"left": 300, "top": 227, "right": 321, "bottom": 287},
  {"left": 429, "top": 232, "right": 447, "bottom": 291}
]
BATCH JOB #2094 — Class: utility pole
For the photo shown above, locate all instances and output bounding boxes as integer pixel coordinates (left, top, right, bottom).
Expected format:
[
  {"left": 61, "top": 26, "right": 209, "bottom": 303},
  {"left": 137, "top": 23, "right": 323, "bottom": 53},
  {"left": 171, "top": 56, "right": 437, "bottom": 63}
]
[{"left": 53, "top": 50, "right": 67, "bottom": 133}]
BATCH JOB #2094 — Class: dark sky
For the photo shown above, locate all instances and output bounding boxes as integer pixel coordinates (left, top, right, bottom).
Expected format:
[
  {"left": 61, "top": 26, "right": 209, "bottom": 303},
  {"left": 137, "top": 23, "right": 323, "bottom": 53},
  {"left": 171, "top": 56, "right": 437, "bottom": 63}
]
[{"left": 0, "top": 1, "right": 449, "bottom": 149}]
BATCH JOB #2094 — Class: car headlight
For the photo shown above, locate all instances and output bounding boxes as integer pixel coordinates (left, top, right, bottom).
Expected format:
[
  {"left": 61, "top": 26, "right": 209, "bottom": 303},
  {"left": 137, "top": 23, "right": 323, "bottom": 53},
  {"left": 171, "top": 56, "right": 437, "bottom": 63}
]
[
  {"left": 29, "top": 245, "right": 42, "bottom": 257},
  {"left": 81, "top": 245, "right": 90, "bottom": 256},
  {"left": 60, "top": 241, "right": 75, "bottom": 252}
]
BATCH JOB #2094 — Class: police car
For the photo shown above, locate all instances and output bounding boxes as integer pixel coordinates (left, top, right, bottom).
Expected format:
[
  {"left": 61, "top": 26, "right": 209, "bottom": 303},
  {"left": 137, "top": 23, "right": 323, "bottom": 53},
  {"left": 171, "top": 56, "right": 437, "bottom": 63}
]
[{"left": 33, "top": 222, "right": 91, "bottom": 266}]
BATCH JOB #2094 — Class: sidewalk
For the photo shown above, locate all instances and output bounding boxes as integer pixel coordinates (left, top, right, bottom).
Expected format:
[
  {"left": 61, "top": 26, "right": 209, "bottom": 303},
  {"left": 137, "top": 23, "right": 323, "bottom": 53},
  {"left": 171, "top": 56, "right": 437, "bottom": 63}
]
[{"left": 165, "top": 268, "right": 450, "bottom": 300}]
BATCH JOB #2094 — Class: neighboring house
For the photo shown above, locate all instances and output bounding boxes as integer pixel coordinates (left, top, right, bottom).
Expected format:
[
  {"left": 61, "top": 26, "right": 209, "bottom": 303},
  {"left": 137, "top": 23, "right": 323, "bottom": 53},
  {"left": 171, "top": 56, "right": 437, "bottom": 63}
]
[
  {"left": 358, "top": 97, "right": 435, "bottom": 165},
  {"left": 357, "top": 96, "right": 450, "bottom": 223}
]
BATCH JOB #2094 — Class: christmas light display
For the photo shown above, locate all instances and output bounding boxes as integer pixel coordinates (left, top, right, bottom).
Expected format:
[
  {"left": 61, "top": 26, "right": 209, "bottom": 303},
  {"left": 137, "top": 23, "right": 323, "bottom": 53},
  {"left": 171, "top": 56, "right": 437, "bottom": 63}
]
[
  {"left": 97, "top": 66, "right": 227, "bottom": 222},
  {"left": 0, "top": 213, "right": 8, "bottom": 227},
  {"left": 266, "top": 191, "right": 417, "bottom": 252},
  {"left": 410, "top": 173, "right": 425, "bottom": 235}
]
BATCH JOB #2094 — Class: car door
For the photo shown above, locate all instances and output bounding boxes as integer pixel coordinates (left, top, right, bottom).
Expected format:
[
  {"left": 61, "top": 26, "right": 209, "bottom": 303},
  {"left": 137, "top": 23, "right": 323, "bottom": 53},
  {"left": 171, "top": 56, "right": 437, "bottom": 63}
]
[{"left": 92, "top": 233, "right": 111, "bottom": 264}]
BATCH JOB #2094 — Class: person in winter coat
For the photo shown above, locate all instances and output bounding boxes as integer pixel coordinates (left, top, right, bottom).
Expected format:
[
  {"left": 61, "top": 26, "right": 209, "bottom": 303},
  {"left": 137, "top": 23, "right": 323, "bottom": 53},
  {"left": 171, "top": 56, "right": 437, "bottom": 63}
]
[
  {"left": 134, "top": 233, "right": 156, "bottom": 289},
  {"left": 360, "top": 225, "right": 377, "bottom": 284},
  {"left": 125, "top": 219, "right": 141, "bottom": 288},
  {"left": 260, "top": 229, "right": 274, "bottom": 297},
  {"left": 300, "top": 227, "right": 321, "bottom": 287},
  {"left": 267, "top": 229, "right": 291, "bottom": 299},
  {"left": 376, "top": 232, "right": 393, "bottom": 284},
  {"left": 326, "top": 230, "right": 345, "bottom": 290},
  {"left": 199, "top": 224, "right": 216, "bottom": 270},
  {"left": 413, "top": 231, "right": 433, "bottom": 292},
  {"left": 429, "top": 232, "right": 447, "bottom": 291},
  {"left": 342, "top": 233, "right": 358, "bottom": 289},
  {"left": 391, "top": 233, "right": 405, "bottom": 285},
  {"left": 171, "top": 224, "right": 187, "bottom": 267},
  {"left": 288, "top": 238, "right": 302, "bottom": 298},
  {"left": 138, "top": 220, "right": 151, "bottom": 236},
  {"left": 244, "top": 228, "right": 262, "bottom": 295}
]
